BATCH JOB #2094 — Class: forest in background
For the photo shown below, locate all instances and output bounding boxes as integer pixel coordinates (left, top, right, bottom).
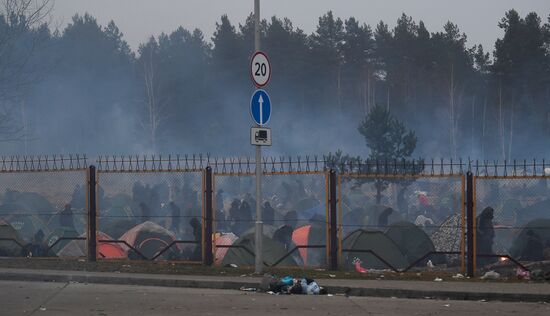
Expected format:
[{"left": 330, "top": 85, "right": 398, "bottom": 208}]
[{"left": 1, "top": 4, "right": 550, "bottom": 159}]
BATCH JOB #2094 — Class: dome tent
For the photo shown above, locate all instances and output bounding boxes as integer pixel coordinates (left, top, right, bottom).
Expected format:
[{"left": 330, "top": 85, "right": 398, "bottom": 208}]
[
  {"left": 221, "top": 231, "right": 299, "bottom": 267},
  {"left": 385, "top": 221, "right": 444, "bottom": 266},
  {"left": 509, "top": 218, "right": 550, "bottom": 260},
  {"left": 0, "top": 220, "right": 26, "bottom": 256},
  {"left": 120, "top": 221, "right": 181, "bottom": 260},
  {"left": 342, "top": 229, "right": 408, "bottom": 270}
]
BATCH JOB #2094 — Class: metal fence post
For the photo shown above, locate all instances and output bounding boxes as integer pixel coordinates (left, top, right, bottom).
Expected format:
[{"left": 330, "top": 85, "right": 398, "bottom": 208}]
[
  {"left": 203, "top": 166, "right": 214, "bottom": 266},
  {"left": 88, "top": 165, "right": 97, "bottom": 262},
  {"left": 466, "top": 171, "right": 474, "bottom": 277},
  {"left": 329, "top": 169, "right": 338, "bottom": 270}
]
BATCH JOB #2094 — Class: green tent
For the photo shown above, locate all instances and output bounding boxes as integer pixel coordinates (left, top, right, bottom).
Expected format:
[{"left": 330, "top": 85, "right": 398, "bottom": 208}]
[
  {"left": 385, "top": 221, "right": 444, "bottom": 265},
  {"left": 0, "top": 220, "right": 26, "bottom": 256},
  {"left": 342, "top": 229, "right": 408, "bottom": 270},
  {"left": 509, "top": 218, "right": 550, "bottom": 260},
  {"left": 221, "top": 232, "right": 298, "bottom": 267}
]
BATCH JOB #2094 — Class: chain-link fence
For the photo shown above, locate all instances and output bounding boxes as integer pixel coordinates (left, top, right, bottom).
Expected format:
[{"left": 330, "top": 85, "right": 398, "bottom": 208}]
[
  {"left": 96, "top": 156, "right": 204, "bottom": 262},
  {"left": 212, "top": 170, "right": 329, "bottom": 268},
  {"left": 338, "top": 174, "right": 465, "bottom": 273},
  {"left": 0, "top": 156, "right": 88, "bottom": 258},
  {"left": 474, "top": 176, "right": 550, "bottom": 271}
]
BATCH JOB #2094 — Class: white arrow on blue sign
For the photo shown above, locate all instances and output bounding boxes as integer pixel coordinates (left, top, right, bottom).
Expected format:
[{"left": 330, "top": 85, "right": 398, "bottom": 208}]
[{"left": 250, "top": 89, "right": 271, "bottom": 126}]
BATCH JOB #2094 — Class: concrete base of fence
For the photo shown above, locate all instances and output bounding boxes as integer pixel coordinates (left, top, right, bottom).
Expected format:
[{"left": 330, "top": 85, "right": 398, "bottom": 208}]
[{"left": 0, "top": 268, "right": 549, "bottom": 303}]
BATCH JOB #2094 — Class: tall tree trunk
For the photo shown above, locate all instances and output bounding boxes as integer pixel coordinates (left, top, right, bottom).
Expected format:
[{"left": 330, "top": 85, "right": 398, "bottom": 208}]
[
  {"left": 508, "top": 102, "right": 514, "bottom": 160},
  {"left": 481, "top": 96, "right": 487, "bottom": 159},
  {"left": 449, "top": 64, "right": 456, "bottom": 159},
  {"left": 471, "top": 94, "right": 476, "bottom": 157}
]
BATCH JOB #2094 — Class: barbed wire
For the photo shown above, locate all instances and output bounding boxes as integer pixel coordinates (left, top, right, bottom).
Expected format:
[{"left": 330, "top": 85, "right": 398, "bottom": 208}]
[
  {"left": 0, "top": 154, "right": 87, "bottom": 172},
  {"left": 0, "top": 154, "right": 547, "bottom": 177}
]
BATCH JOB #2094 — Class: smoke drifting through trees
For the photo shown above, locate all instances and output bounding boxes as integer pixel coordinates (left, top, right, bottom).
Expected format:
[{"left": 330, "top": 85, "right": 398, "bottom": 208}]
[{"left": 1, "top": 8, "right": 549, "bottom": 159}]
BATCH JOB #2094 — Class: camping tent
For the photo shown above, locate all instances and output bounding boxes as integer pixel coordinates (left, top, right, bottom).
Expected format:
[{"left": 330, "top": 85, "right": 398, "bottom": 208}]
[
  {"left": 4, "top": 214, "right": 49, "bottom": 242},
  {"left": 46, "top": 208, "right": 86, "bottom": 235},
  {"left": 342, "top": 229, "right": 408, "bottom": 270},
  {"left": 100, "top": 218, "right": 137, "bottom": 240},
  {"left": 516, "top": 200, "right": 550, "bottom": 226},
  {"left": 221, "top": 231, "right": 299, "bottom": 267},
  {"left": 292, "top": 224, "right": 326, "bottom": 266},
  {"left": 214, "top": 232, "right": 238, "bottom": 266},
  {"left": 120, "top": 221, "right": 181, "bottom": 260},
  {"left": 385, "top": 221, "right": 443, "bottom": 266},
  {"left": 46, "top": 226, "right": 80, "bottom": 256},
  {"left": 0, "top": 220, "right": 26, "bottom": 256},
  {"left": 509, "top": 218, "right": 550, "bottom": 260},
  {"left": 57, "top": 232, "right": 126, "bottom": 259}
]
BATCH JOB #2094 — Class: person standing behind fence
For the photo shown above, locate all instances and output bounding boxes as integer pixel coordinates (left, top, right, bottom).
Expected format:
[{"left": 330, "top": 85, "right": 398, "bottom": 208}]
[
  {"left": 139, "top": 202, "right": 151, "bottom": 222},
  {"left": 239, "top": 200, "right": 253, "bottom": 232},
  {"left": 59, "top": 204, "right": 75, "bottom": 230},
  {"left": 263, "top": 201, "right": 275, "bottom": 226},
  {"left": 228, "top": 199, "right": 242, "bottom": 236},
  {"left": 169, "top": 202, "right": 181, "bottom": 235},
  {"left": 476, "top": 206, "right": 496, "bottom": 266}
]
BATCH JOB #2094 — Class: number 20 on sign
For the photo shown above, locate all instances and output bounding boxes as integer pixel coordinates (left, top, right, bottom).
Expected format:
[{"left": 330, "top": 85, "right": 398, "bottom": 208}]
[{"left": 250, "top": 51, "right": 271, "bottom": 88}]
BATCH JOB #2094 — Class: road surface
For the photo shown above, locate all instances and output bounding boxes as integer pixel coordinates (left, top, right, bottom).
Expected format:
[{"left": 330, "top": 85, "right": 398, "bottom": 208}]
[{"left": 0, "top": 280, "right": 548, "bottom": 316}]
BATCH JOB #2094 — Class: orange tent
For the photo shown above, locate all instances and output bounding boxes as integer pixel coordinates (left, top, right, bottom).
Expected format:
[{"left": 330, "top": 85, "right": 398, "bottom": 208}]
[
  {"left": 292, "top": 225, "right": 311, "bottom": 264},
  {"left": 292, "top": 224, "right": 326, "bottom": 267},
  {"left": 214, "top": 232, "right": 238, "bottom": 266},
  {"left": 58, "top": 232, "right": 126, "bottom": 259},
  {"left": 120, "top": 221, "right": 181, "bottom": 260}
]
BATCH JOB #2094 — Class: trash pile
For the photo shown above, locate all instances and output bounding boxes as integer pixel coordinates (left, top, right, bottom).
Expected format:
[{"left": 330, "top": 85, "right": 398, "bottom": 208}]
[{"left": 260, "top": 275, "right": 328, "bottom": 295}]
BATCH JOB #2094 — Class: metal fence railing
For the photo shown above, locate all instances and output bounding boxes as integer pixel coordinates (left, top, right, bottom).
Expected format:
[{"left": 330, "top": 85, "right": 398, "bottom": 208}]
[
  {"left": 0, "top": 155, "right": 548, "bottom": 276},
  {"left": 0, "top": 155, "right": 88, "bottom": 258}
]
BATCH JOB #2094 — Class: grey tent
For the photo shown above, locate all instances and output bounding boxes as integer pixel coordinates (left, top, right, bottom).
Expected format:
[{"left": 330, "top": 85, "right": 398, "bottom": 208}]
[
  {"left": 0, "top": 220, "right": 26, "bottom": 256},
  {"left": 46, "top": 226, "right": 80, "bottom": 256},
  {"left": 221, "top": 231, "right": 299, "bottom": 267},
  {"left": 516, "top": 200, "right": 550, "bottom": 226},
  {"left": 509, "top": 218, "right": 550, "bottom": 261},
  {"left": 4, "top": 214, "right": 49, "bottom": 242},
  {"left": 342, "top": 229, "right": 408, "bottom": 270},
  {"left": 385, "top": 221, "right": 444, "bottom": 266},
  {"left": 1, "top": 190, "right": 55, "bottom": 214}
]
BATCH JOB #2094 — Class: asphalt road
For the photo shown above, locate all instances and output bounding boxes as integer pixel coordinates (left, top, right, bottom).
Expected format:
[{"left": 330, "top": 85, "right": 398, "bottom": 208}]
[{"left": 1, "top": 280, "right": 549, "bottom": 316}]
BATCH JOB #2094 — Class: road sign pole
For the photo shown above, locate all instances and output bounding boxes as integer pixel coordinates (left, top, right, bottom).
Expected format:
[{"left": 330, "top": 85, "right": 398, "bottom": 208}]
[{"left": 254, "top": 0, "right": 264, "bottom": 275}]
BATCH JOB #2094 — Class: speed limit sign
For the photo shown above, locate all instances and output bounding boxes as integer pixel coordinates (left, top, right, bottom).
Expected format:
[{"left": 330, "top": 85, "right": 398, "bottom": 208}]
[{"left": 250, "top": 51, "right": 271, "bottom": 88}]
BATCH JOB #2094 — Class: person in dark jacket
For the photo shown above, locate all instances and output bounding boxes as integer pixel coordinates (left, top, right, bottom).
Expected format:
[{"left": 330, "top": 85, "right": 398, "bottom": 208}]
[
  {"left": 188, "top": 217, "right": 202, "bottom": 261},
  {"left": 377, "top": 207, "right": 393, "bottom": 228},
  {"left": 476, "top": 206, "right": 496, "bottom": 266},
  {"left": 263, "top": 201, "right": 275, "bottom": 226},
  {"left": 139, "top": 202, "right": 151, "bottom": 222},
  {"left": 169, "top": 202, "right": 181, "bottom": 234},
  {"left": 59, "top": 204, "right": 75, "bottom": 230}
]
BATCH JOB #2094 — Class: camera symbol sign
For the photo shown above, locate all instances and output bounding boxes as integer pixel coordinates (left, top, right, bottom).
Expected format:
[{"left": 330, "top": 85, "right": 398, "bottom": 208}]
[{"left": 250, "top": 89, "right": 271, "bottom": 126}]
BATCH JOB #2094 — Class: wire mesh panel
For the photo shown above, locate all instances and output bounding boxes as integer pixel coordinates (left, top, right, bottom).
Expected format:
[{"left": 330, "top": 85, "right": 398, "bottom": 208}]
[
  {"left": 212, "top": 172, "right": 329, "bottom": 268},
  {"left": 0, "top": 157, "right": 88, "bottom": 258},
  {"left": 97, "top": 171, "right": 203, "bottom": 261},
  {"left": 474, "top": 176, "right": 550, "bottom": 272},
  {"left": 338, "top": 174, "right": 465, "bottom": 273}
]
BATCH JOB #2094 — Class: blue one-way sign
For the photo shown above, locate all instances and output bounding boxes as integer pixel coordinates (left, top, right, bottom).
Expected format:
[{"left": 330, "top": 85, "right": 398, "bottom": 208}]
[{"left": 250, "top": 89, "right": 271, "bottom": 126}]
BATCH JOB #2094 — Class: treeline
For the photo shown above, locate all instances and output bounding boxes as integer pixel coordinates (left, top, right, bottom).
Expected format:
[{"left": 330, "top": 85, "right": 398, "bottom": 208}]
[{"left": 1, "top": 9, "right": 550, "bottom": 158}]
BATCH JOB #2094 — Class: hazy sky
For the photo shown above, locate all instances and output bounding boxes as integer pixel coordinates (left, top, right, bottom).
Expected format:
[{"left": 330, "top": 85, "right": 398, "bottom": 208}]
[{"left": 52, "top": 0, "right": 550, "bottom": 52}]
